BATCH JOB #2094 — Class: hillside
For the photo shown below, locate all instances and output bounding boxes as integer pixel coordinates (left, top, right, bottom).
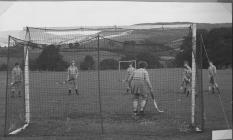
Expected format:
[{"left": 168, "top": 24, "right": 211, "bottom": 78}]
[
  {"left": 0, "top": 23, "right": 231, "bottom": 47},
  {"left": 0, "top": 23, "right": 231, "bottom": 69}
]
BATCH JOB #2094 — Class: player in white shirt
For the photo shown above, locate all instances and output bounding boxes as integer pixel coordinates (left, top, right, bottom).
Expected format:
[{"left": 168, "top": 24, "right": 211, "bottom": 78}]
[
  {"left": 11, "top": 63, "right": 23, "bottom": 98},
  {"left": 208, "top": 61, "right": 218, "bottom": 94},
  {"left": 125, "top": 63, "right": 135, "bottom": 93},
  {"left": 67, "top": 60, "right": 79, "bottom": 95},
  {"left": 180, "top": 61, "right": 192, "bottom": 96},
  {"left": 128, "top": 61, "right": 153, "bottom": 117}
]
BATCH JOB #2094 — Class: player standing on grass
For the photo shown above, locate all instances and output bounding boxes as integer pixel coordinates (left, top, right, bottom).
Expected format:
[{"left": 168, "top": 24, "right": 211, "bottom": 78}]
[
  {"left": 67, "top": 60, "right": 79, "bottom": 95},
  {"left": 128, "top": 61, "right": 153, "bottom": 117},
  {"left": 125, "top": 63, "right": 135, "bottom": 93},
  {"left": 208, "top": 61, "right": 218, "bottom": 94},
  {"left": 11, "top": 62, "right": 23, "bottom": 98},
  {"left": 180, "top": 61, "right": 192, "bottom": 96}
]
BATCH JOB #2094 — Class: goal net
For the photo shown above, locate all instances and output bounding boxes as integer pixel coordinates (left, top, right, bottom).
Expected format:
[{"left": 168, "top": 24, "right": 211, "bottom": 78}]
[
  {"left": 5, "top": 36, "right": 29, "bottom": 135},
  {"left": 5, "top": 24, "right": 203, "bottom": 136}
]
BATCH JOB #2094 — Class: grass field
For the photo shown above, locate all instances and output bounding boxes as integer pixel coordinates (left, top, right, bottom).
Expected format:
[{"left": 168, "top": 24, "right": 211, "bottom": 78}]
[{"left": 0, "top": 69, "right": 232, "bottom": 140}]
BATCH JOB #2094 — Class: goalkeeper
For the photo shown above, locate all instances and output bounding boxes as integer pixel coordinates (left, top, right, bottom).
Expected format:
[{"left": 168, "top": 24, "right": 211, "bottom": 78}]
[
  {"left": 11, "top": 62, "right": 23, "bottom": 98},
  {"left": 125, "top": 63, "right": 135, "bottom": 93},
  {"left": 180, "top": 61, "right": 192, "bottom": 96},
  {"left": 208, "top": 61, "right": 218, "bottom": 94},
  {"left": 128, "top": 61, "right": 153, "bottom": 117},
  {"left": 67, "top": 60, "right": 79, "bottom": 95}
]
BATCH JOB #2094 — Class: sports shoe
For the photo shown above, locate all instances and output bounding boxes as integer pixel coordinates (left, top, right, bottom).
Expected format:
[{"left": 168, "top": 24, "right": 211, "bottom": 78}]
[
  {"left": 133, "top": 110, "right": 137, "bottom": 115},
  {"left": 11, "top": 91, "right": 15, "bottom": 98},
  {"left": 131, "top": 111, "right": 138, "bottom": 119},
  {"left": 138, "top": 111, "right": 145, "bottom": 117},
  {"left": 183, "top": 88, "right": 187, "bottom": 94},
  {"left": 75, "top": 89, "right": 79, "bottom": 95},
  {"left": 18, "top": 91, "right": 21, "bottom": 97},
  {"left": 212, "top": 88, "right": 215, "bottom": 94},
  {"left": 195, "top": 127, "right": 203, "bottom": 132},
  {"left": 126, "top": 88, "right": 130, "bottom": 93},
  {"left": 68, "top": 90, "right": 71, "bottom": 95}
]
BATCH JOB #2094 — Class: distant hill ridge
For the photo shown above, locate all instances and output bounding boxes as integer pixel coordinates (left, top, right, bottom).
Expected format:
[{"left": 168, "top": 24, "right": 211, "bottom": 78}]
[
  {"left": 0, "top": 22, "right": 231, "bottom": 47},
  {"left": 134, "top": 22, "right": 232, "bottom": 30}
]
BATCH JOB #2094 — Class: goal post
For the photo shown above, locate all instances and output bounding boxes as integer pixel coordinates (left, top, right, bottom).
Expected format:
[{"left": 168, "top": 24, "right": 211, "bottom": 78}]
[
  {"left": 118, "top": 60, "right": 137, "bottom": 72},
  {"left": 118, "top": 60, "right": 136, "bottom": 92},
  {"left": 6, "top": 27, "right": 31, "bottom": 135},
  {"left": 24, "top": 27, "right": 30, "bottom": 126},
  {"left": 191, "top": 23, "right": 197, "bottom": 128},
  {"left": 4, "top": 36, "right": 29, "bottom": 136}
]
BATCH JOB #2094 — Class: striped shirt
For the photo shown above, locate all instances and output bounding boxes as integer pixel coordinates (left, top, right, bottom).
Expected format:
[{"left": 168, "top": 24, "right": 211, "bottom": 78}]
[
  {"left": 12, "top": 67, "right": 23, "bottom": 82},
  {"left": 184, "top": 66, "right": 192, "bottom": 80},
  {"left": 208, "top": 65, "right": 216, "bottom": 77},
  {"left": 129, "top": 68, "right": 152, "bottom": 89},
  {"left": 127, "top": 67, "right": 135, "bottom": 76},
  {"left": 67, "top": 66, "right": 78, "bottom": 79}
]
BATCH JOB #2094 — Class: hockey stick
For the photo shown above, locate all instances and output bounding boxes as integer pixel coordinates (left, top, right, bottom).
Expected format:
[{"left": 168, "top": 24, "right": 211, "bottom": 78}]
[
  {"left": 56, "top": 78, "right": 75, "bottom": 85},
  {"left": 118, "top": 79, "right": 131, "bottom": 94},
  {"left": 214, "top": 83, "right": 221, "bottom": 94},
  {"left": 149, "top": 91, "right": 164, "bottom": 113},
  {"left": 118, "top": 79, "right": 126, "bottom": 83},
  {"left": 9, "top": 81, "right": 22, "bottom": 87},
  {"left": 215, "top": 86, "right": 220, "bottom": 94},
  {"left": 179, "top": 79, "right": 191, "bottom": 97}
]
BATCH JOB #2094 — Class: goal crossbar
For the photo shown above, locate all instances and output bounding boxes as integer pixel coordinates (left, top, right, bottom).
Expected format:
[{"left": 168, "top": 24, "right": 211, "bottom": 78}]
[
  {"left": 118, "top": 60, "right": 137, "bottom": 72},
  {"left": 24, "top": 24, "right": 191, "bottom": 31}
]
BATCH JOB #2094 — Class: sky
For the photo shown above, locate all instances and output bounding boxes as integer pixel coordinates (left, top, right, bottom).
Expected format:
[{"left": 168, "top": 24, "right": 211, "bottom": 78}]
[{"left": 0, "top": 1, "right": 232, "bottom": 31}]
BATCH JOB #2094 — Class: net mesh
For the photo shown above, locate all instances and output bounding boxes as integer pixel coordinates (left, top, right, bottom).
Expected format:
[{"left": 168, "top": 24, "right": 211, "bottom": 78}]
[
  {"left": 5, "top": 25, "right": 203, "bottom": 136},
  {"left": 5, "top": 36, "right": 26, "bottom": 135}
]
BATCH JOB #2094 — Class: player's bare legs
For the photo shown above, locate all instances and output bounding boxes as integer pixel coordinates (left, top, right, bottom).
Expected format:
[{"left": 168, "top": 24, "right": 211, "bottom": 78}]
[
  {"left": 139, "top": 94, "right": 148, "bottom": 116},
  {"left": 126, "top": 82, "right": 130, "bottom": 93},
  {"left": 11, "top": 87, "right": 15, "bottom": 98},
  {"left": 132, "top": 95, "right": 139, "bottom": 116},
  {"left": 74, "top": 79, "right": 79, "bottom": 95},
  {"left": 16, "top": 82, "right": 22, "bottom": 97},
  {"left": 68, "top": 80, "right": 72, "bottom": 95}
]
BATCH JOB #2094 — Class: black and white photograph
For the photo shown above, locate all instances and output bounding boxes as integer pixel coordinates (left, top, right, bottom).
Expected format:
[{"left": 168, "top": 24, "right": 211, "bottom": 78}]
[{"left": 0, "top": 0, "right": 232, "bottom": 140}]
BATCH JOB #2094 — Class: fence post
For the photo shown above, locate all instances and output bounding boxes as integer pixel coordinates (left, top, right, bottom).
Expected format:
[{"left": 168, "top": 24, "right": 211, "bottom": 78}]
[
  {"left": 4, "top": 36, "right": 11, "bottom": 136},
  {"left": 97, "top": 34, "right": 104, "bottom": 135}
]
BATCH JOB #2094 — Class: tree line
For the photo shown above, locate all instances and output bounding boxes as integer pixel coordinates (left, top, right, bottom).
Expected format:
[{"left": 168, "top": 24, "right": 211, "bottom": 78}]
[
  {"left": 175, "top": 27, "right": 232, "bottom": 69},
  {"left": 0, "top": 27, "right": 231, "bottom": 71},
  {"left": 28, "top": 45, "right": 161, "bottom": 71}
]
